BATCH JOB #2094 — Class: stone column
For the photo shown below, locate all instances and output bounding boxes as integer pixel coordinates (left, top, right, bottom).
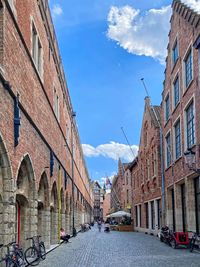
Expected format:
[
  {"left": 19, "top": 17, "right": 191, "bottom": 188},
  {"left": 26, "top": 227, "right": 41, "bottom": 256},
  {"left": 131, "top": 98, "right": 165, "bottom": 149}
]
[
  {"left": 148, "top": 202, "right": 152, "bottom": 230},
  {"left": 175, "top": 183, "right": 182, "bottom": 232},
  {"left": 154, "top": 200, "right": 158, "bottom": 231},
  {"left": 186, "top": 177, "right": 196, "bottom": 231}
]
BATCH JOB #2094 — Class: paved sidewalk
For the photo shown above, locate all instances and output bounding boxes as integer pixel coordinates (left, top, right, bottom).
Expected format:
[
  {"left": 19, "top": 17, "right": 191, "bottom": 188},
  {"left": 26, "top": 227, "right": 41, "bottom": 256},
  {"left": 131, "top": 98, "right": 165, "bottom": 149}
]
[{"left": 39, "top": 226, "right": 200, "bottom": 267}]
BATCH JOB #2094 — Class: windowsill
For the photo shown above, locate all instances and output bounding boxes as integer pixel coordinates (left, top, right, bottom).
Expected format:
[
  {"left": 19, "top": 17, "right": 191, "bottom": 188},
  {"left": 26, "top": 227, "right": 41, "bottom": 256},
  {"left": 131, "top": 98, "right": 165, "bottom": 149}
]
[
  {"left": 165, "top": 164, "right": 172, "bottom": 171},
  {"left": 164, "top": 118, "right": 171, "bottom": 127},
  {"left": 171, "top": 57, "right": 179, "bottom": 74},
  {"left": 174, "top": 155, "right": 182, "bottom": 164},
  {"left": 172, "top": 102, "right": 180, "bottom": 115},
  {"left": 32, "top": 58, "right": 44, "bottom": 83},
  {"left": 185, "top": 144, "right": 196, "bottom": 153},
  {"left": 183, "top": 79, "right": 194, "bottom": 97}
]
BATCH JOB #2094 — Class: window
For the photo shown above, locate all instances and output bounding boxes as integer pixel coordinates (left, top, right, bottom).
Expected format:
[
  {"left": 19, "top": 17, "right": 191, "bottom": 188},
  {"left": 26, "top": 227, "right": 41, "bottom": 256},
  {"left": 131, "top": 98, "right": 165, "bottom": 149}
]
[
  {"left": 185, "top": 50, "right": 193, "bottom": 88},
  {"left": 174, "top": 120, "right": 181, "bottom": 159},
  {"left": 32, "top": 22, "right": 43, "bottom": 76},
  {"left": 54, "top": 89, "right": 60, "bottom": 121},
  {"left": 165, "top": 95, "right": 170, "bottom": 122},
  {"left": 186, "top": 102, "right": 195, "bottom": 148},
  {"left": 166, "top": 133, "right": 171, "bottom": 167},
  {"left": 173, "top": 76, "right": 180, "bottom": 108},
  {"left": 172, "top": 40, "right": 178, "bottom": 65}
]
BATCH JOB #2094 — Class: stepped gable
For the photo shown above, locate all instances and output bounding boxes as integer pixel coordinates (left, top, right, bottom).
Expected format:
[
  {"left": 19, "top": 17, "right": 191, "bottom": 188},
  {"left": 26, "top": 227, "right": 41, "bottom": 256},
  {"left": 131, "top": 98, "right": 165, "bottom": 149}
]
[
  {"left": 172, "top": 0, "right": 200, "bottom": 27},
  {"left": 149, "top": 105, "right": 161, "bottom": 128}
]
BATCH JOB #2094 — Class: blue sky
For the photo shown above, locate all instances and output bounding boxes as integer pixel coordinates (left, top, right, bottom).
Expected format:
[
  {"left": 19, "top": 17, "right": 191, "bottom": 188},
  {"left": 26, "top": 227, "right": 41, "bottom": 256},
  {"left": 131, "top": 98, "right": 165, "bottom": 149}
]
[{"left": 48, "top": 0, "right": 195, "bottom": 186}]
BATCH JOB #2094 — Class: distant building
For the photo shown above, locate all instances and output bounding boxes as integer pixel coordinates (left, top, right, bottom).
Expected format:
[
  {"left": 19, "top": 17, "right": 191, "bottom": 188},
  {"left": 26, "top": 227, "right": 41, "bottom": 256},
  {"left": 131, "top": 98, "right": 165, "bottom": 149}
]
[
  {"left": 103, "top": 192, "right": 111, "bottom": 221},
  {"left": 92, "top": 181, "right": 101, "bottom": 221}
]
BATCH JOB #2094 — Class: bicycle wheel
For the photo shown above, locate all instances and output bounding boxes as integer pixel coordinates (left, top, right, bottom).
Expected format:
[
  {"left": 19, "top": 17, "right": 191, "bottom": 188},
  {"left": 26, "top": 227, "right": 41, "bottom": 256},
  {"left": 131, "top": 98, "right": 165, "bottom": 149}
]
[
  {"left": 16, "top": 249, "right": 25, "bottom": 266},
  {"left": 25, "top": 247, "right": 40, "bottom": 266},
  {"left": 5, "top": 258, "right": 19, "bottom": 267},
  {"left": 39, "top": 243, "right": 46, "bottom": 260}
]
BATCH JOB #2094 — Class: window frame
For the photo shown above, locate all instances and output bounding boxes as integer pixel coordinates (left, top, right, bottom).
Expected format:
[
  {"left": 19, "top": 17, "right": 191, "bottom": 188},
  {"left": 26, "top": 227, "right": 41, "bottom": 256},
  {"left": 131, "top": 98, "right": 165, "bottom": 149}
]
[
  {"left": 165, "top": 93, "right": 170, "bottom": 123},
  {"left": 173, "top": 74, "right": 180, "bottom": 109},
  {"left": 183, "top": 45, "right": 193, "bottom": 91},
  {"left": 31, "top": 20, "right": 43, "bottom": 78},
  {"left": 185, "top": 100, "right": 195, "bottom": 149},
  {"left": 173, "top": 118, "right": 181, "bottom": 160},
  {"left": 165, "top": 131, "right": 172, "bottom": 168},
  {"left": 172, "top": 39, "right": 179, "bottom": 66}
]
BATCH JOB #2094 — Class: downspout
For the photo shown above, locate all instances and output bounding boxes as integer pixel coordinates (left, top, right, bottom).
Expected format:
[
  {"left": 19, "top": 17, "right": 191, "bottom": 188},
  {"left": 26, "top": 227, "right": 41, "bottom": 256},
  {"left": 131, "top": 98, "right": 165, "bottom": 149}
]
[{"left": 160, "top": 128, "right": 166, "bottom": 226}]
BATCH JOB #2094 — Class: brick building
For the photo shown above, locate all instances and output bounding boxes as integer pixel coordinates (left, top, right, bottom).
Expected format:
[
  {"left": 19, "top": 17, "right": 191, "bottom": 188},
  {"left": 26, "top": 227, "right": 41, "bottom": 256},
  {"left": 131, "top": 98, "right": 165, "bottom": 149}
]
[
  {"left": 162, "top": 0, "right": 200, "bottom": 233},
  {"left": 103, "top": 192, "right": 111, "bottom": 221},
  {"left": 0, "top": 0, "right": 93, "bottom": 249},
  {"left": 111, "top": 159, "right": 128, "bottom": 212},
  {"left": 133, "top": 97, "right": 162, "bottom": 235}
]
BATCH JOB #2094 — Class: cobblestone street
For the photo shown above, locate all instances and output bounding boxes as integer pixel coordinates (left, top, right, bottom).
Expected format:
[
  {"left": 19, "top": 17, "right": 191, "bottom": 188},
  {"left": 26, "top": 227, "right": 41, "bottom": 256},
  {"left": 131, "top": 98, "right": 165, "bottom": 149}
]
[{"left": 39, "top": 226, "right": 200, "bottom": 267}]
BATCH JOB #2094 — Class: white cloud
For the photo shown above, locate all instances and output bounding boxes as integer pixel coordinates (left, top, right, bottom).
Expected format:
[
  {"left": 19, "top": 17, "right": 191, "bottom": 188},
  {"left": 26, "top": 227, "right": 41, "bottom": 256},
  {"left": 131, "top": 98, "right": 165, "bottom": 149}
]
[
  {"left": 107, "top": 5, "right": 171, "bottom": 64},
  {"left": 182, "top": 0, "right": 200, "bottom": 13},
  {"left": 52, "top": 4, "right": 63, "bottom": 17},
  {"left": 82, "top": 142, "right": 138, "bottom": 162}
]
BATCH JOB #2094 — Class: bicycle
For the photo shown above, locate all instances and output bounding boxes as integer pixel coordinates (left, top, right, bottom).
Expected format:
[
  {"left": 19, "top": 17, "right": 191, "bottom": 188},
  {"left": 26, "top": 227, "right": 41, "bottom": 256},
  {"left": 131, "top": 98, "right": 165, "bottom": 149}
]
[
  {"left": 0, "top": 241, "right": 24, "bottom": 267},
  {"left": 189, "top": 232, "right": 200, "bottom": 252},
  {"left": 24, "top": 236, "right": 46, "bottom": 266}
]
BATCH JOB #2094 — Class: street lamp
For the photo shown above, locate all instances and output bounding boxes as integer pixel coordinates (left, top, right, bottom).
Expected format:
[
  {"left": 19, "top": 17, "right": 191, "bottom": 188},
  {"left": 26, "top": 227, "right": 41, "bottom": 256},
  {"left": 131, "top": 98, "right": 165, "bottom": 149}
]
[
  {"left": 184, "top": 148, "right": 200, "bottom": 174},
  {"left": 71, "top": 111, "right": 76, "bottom": 236}
]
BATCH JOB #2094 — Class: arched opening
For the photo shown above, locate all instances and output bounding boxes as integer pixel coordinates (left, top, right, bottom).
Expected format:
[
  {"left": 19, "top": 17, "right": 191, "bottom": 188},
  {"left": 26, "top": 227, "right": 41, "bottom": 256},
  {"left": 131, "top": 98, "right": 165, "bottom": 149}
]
[
  {"left": 38, "top": 172, "right": 50, "bottom": 248},
  {"left": 65, "top": 192, "right": 70, "bottom": 233},
  {"left": 60, "top": 188, "right": 65, "bottom": 230},
  {"left": 16, "top": 155, "right": 36, "bottom": 248},
  {"left": 0, "top": 134, "right": 14, "bottom": 245},
  {"left": 50, "top": 182, "right": 58, "bottom": 245}
]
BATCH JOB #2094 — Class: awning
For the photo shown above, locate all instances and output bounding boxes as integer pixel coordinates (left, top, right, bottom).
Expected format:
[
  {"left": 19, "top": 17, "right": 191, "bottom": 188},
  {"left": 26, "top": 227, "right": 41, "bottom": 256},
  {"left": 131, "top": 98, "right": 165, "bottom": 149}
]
[{"left": 108, "top": 210, "right": 131, "bottom": 218}]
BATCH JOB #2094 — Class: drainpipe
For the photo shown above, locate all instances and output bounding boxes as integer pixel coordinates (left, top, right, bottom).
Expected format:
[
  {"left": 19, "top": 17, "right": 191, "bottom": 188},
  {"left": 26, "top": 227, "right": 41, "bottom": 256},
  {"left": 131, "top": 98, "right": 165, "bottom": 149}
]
[{"left": 160, "top": 129, "right": 166, "bottom": 226}]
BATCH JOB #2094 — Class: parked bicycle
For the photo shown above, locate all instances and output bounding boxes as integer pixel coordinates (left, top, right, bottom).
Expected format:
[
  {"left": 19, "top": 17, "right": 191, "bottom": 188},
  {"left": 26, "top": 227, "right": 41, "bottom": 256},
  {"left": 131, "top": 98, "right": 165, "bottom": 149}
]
[
  {"left": 189, "top": 232, "right": 200, "bottom": 252},
  {"left": 0, "top": 241, "right": 24, "bottom": 267},
  {"left": 24, "top": 236, "right": 46, "bottom": 266}
]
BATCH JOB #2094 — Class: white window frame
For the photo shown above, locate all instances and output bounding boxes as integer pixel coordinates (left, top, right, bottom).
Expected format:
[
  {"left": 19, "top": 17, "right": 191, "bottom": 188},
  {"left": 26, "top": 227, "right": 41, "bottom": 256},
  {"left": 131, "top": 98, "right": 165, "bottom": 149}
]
[
  {"left": 31, "top": 19, "right": 43, "bottom": 79},
  {"left": 171, "top": 37, "right": 179, "bottom": 67},
  {"left": 172, "top": 69, "right": 180, "bottom": 111},
  {"left": 184, "top": 95, "right": 196, "bottom": 151},
  {"left": 53, "top": 88, "right": 60, "bottom": 121},
  {"left": 164, "top": 93, "right": 170, "bottom": 123},
  {"left": 173, "top": 116, "right": 182, "bottom": 161},
  {"left": 165, "top": 130, "right": 172, "bottom": 169},
  {"left": 182, "top": 44, "right": 193, "bottom": 92}
]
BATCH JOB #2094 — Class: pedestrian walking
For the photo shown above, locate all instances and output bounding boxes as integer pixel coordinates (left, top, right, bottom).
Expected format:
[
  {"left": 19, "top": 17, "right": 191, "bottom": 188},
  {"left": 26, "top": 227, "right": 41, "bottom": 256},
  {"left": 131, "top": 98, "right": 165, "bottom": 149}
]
[{"left": 97, "top": 220, "right": 102, "bottom": 232}]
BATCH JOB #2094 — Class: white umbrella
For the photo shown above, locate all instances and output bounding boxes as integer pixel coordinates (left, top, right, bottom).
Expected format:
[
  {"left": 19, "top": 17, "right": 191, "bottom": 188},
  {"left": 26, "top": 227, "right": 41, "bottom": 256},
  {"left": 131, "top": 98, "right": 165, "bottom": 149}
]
[{"left": 109, "top": 211, "right": 131, "bottom": 218}]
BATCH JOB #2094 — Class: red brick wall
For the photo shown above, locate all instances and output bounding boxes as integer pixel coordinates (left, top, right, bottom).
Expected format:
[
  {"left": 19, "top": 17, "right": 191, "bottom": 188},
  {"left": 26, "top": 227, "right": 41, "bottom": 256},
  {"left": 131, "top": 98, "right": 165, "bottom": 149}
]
[
  {"left": 0, "top": 0, "right": 92, "bottom": 207},
  {"left": 162, "top": 1, "right": 200, "bottom": 189},
  {"left": 132, "top": 98, "right": 162, "bottom": 229}
]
